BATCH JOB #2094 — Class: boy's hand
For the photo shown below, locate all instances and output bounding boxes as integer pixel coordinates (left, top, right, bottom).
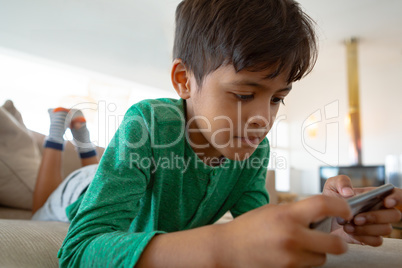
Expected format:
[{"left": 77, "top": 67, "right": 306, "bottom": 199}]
[
  {"left": 219, "top": 195, "right": 352, "bottom": 268},
  {"left": 323, "top": 175, "right": 402, "bottom": 246}
]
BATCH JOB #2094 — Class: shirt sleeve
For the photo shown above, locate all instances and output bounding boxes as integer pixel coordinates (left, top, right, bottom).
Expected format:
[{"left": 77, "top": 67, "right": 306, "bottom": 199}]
[
  {"left": 230, "top": 144, "right": 270, "bottom": 218},
  {"left": 58, "top": 106, "right": 165, "bottom": 268}
]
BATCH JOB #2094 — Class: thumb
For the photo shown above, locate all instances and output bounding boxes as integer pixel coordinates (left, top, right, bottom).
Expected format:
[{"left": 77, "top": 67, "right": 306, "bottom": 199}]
[{"left": 324, "top": 175, "right": 355, "bottom": 198}]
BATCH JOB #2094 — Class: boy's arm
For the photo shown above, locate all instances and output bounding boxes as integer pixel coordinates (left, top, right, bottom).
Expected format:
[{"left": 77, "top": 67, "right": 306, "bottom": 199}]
[
  {"left": 137, "top": 195, "right": 353, "bottom": 268},
  {"left": 136, "top": 223, "right": 224, "bottom": 267},
  {"left": 58, "top": 167, "right": 161, "bottom": 267},
  {"left": 58, "top": 107, "right": 162, "bottom": 267}
]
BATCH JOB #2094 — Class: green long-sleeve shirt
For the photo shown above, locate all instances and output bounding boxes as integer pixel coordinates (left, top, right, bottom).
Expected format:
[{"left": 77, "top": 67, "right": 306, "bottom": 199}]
[{"left": 58, "top": 98, "right": 270, "bottom": 267}]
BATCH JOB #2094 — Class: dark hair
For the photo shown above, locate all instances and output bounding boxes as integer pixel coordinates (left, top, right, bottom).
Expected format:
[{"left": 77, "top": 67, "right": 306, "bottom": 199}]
[{"left": 173, "top": 0, "right": 317, "bottom": 87}]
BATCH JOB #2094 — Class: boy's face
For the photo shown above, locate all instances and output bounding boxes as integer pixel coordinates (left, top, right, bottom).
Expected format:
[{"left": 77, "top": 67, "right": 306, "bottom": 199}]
[{"left": 181, "top": 64, "right": 291, "bottom": 162}]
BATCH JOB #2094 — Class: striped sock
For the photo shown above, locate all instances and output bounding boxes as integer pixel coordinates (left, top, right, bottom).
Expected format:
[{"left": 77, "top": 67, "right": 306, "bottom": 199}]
[
  {"left": 69, "top": 109, "right": 97, "bottom": 158},
  {"left": 45, "top": 107, "right": 70, "bottom": 150}
]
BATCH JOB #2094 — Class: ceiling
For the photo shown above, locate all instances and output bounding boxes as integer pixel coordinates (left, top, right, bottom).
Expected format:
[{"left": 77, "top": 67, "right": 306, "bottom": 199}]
[
  {"left": 301, "top": 0, "right": 402, "bottom": 44},
  {"left": 0, "top": 0, "right": 401, "bottom": 90}
]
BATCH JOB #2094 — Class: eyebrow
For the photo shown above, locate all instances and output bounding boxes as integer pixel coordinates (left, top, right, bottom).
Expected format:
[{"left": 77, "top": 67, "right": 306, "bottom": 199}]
[{"left": 228, "top": 80, "right": 292, "bottom": 92}]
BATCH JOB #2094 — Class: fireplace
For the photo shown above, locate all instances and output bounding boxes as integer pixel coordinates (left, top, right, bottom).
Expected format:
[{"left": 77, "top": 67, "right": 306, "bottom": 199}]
[
  {"left": 319, "top": 165, "right": 385, "bottom": 192},
  {"left": 318, "top": 39, "right": 387, "bottom": 192}
]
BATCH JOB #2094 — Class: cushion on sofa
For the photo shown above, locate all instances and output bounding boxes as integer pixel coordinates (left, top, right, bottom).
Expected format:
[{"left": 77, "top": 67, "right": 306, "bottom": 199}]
[{"left": 0, "top": 104, "right": 41, "bottom": 210}]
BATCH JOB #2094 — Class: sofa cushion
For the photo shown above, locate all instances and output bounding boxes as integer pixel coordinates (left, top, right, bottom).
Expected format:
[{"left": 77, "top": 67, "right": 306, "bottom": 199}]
[
  {"left": 0, "top": 104, "right": 41, "bottom": 210},
  {"left": 0, "top": 219, "right": 69, "bottom": 268}
]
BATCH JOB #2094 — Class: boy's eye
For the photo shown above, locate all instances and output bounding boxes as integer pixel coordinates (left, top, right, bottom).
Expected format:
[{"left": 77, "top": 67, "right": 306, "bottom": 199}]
[
  {"left": 272, "top": 97, "right": 285, "bottom": 105},
  {"left": 235, "top": 94, "right": 254, "bottom": 101}
]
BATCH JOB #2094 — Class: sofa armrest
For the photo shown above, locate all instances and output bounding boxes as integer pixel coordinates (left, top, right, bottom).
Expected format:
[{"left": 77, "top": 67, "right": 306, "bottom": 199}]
[{"left": 0, "top": 219, "right": 69, "bottom": 267}]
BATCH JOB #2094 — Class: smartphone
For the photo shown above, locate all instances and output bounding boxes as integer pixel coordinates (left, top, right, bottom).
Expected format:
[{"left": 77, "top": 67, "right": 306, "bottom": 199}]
[
  {"left": 310, "top": 184, "right": 395, "bottom": 231},
  {"left": 347, "top": 183, "right": 394, "bottom": 216}
]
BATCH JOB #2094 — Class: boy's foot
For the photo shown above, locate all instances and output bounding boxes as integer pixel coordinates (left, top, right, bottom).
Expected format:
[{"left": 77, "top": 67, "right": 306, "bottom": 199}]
[
  {"left": 69, "top": 109, "right": 97, "bottom": 158},
  {"left": 45, "top": 107, "right": 70, "bottom": 150}
]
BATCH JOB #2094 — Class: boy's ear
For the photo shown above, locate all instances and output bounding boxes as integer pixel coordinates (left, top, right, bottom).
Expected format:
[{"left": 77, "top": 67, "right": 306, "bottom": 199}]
[{"left": 171, "top": 59, "right": 191, "bottom": 99}]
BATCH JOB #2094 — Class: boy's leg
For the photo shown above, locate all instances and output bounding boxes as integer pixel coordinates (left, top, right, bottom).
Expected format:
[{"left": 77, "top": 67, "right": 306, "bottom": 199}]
[
  {"left": 32, "top": 108, "right": 69, "bottom": 214},
  {"left": 70, "top": 109, "right": 99, "bottom": 166}
]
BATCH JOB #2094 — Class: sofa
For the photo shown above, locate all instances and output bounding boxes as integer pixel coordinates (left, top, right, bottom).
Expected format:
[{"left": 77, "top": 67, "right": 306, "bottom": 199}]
[
  {"left": 0, "top": 101, "right": 105, "bottom": 267},
  {"left": 0, "top": 101, "right": 401, "bottom": 267}
]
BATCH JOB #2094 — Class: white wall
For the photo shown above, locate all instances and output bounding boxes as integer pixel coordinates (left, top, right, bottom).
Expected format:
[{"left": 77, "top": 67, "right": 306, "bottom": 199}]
[{"left": 284, "top": 22, "right": 402, "bottom": 194}]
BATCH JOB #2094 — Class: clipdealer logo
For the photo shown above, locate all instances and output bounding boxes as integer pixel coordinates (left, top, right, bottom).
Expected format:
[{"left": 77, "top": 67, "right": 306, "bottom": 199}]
[{"left": 301, "top": 100, "right": 340, "bottom": 166}]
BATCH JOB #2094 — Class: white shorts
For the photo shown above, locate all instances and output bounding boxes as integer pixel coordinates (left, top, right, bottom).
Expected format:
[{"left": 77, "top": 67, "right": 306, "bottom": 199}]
[{"left": 31, "top": 164, "right": 98, "bottom": 222}]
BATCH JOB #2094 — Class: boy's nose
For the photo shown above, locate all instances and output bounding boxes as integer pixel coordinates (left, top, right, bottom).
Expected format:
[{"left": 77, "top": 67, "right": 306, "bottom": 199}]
[
  {"left": 247, "top": 103, "right": 272, "bottom": 127},
  {"left": 247, "top": 113, "right": 270, "bottom": 129}
]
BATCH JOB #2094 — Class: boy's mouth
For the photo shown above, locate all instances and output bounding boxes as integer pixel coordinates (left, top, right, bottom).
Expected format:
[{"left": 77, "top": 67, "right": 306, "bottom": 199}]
[{"left": 235, "top": 136, "right": 261, "bottom": 145}]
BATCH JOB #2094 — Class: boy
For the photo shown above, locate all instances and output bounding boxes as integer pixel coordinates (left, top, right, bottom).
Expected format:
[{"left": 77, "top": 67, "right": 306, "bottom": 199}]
[{"left": 58, "top": 0, "right": 402, "bottom": 267}]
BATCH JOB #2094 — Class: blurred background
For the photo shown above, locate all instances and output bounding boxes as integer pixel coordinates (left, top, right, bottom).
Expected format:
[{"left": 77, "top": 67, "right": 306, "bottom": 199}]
[{"left": 1, "top": 0, "right": 401, "bottom": 194}]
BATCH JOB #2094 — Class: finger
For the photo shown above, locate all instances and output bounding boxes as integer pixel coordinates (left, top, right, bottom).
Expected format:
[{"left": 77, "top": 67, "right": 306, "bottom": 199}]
[
  {"left": 344, "top": 223, "right": 393, "bottom": 237},
  {"left": 346, "top": 234, "right": 384, "bottom": 247},
  {"left": 384, "top": 188, "right": 402, "bottom": 208},
  {"left": 323, "top": 175, "right": 355, "bottom": 198},
  {"left": 291, "top": 195, "right": 352, "bottom": 226},
  {"left": 299, "top": 228, "right": 348, "bottom": 255},
  {"left": 353, "top": 208, "right": 402, "bottom": 225},
  {"left": 297, "top": 251, "right": 327, "bottom": 268}
]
